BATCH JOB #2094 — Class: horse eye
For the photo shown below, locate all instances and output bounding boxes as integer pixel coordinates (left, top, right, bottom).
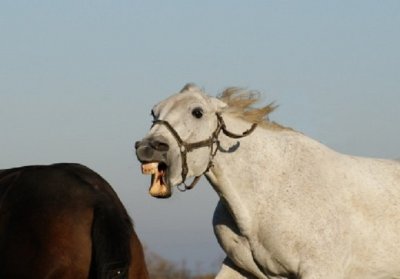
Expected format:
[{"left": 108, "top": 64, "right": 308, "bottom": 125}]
[{"left": 192, "top": 108, "right": 203, "bottom": 119}]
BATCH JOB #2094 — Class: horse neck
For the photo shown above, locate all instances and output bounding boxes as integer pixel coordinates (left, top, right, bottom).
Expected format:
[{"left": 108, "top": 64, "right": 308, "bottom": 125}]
[{"left": 205, "top": 115, "right": 316, "bottom": 233}]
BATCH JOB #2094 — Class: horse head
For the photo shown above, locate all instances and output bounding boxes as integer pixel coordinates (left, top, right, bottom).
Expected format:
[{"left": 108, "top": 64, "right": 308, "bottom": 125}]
[{"left": 135, "top": 83, "right": 227, "bottom": 198}]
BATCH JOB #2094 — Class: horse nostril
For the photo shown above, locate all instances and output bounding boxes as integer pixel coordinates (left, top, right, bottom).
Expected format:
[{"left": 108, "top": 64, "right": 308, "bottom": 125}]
[
  {"left": 134, "top": 141, "right": 142, "bottom": 150},
  {"left": 150, "top": 140, "right": 169, "bottom": 152}
]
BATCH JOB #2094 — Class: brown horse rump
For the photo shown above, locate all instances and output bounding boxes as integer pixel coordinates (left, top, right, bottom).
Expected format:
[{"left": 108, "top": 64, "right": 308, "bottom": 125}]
[{"left": 0, "top": 163, "right": 148, "bottom": 279}]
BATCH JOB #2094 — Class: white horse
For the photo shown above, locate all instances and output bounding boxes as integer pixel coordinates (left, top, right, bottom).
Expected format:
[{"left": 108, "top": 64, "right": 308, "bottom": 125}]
[{"left": 135, "top": 84, "right": 400, "bottom": 279}]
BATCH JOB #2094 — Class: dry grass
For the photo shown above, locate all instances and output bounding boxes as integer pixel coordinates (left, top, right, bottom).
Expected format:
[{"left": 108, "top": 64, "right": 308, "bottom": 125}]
[{"left": 144, "top": 246, "right": 217, "bottom": 279}]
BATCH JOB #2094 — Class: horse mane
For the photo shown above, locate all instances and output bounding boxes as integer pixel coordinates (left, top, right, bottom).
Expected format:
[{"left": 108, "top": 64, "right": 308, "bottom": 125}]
[{"left": 217, "top": 87, "right": 287, "bottom": 130}]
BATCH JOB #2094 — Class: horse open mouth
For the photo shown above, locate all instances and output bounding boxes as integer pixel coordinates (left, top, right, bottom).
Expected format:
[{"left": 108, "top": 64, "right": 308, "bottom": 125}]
[{"left": 141, "top": 162, "right": 171, "bottom": 198}]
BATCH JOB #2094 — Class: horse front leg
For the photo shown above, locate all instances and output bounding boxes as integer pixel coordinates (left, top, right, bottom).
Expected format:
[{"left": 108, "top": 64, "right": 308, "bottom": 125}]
[
  {"left": 215, "top": 257, "right": 253, "bottom": 279},
  {"left": 213, "top": 201, "right": 269, "bottom": 279}
]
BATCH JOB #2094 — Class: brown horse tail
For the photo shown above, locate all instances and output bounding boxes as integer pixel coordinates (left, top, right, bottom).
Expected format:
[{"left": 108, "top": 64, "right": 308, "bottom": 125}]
[
  {"left": 63, "top": 164, "right": 134, "bottom": 279},
  {"left": 89, "top": 198, "right": 134, "bottom": 279}
]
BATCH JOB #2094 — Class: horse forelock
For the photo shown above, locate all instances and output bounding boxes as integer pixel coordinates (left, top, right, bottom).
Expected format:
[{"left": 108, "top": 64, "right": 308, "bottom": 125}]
[{"left": 217, "top": 87, "right": 288, "bottom": 130}]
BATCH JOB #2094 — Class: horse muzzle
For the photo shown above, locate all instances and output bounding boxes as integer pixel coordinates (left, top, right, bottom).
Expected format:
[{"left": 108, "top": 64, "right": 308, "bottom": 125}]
[
  {"left": 135, "top": 136, "right": 172, "bottom": 199},
  {"left": 135, "top": 136, "right": 169, "bottom": 163}
]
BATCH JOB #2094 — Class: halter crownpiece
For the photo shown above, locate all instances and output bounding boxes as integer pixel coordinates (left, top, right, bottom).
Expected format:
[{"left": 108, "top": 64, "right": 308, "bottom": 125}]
[{"left": 151, "top": 113, "right": 257, "bottom": 191}]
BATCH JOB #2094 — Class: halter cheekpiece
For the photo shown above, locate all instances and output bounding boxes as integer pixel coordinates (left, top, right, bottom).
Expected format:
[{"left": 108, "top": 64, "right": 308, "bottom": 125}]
[{"left": 151, "top": 113, "right": 257, "bottom": 191}]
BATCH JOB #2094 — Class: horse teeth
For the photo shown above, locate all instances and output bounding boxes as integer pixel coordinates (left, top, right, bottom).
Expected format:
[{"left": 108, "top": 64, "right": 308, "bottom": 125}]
[{"left": 141, "top": 162, "right": 158, "bottom": 175}]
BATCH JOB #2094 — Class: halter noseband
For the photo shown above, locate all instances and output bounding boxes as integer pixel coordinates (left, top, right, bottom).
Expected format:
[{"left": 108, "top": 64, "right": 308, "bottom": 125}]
[{"left": 151, "top": 113, "right": 257, "bottom": 191}]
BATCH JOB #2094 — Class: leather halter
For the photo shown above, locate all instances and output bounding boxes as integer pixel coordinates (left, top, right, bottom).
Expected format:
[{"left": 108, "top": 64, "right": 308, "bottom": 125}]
[{"left": 151, "top": 113, "right": 257, "bottom": 191}]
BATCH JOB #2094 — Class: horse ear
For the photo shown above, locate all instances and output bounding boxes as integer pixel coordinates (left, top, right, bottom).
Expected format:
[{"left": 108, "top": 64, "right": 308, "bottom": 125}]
[
  {"left": 210, "top": 97, "right": 227, "bottom": 112},
  {"left": 180, "top": 83, "right": 201, "bottom": 93}
]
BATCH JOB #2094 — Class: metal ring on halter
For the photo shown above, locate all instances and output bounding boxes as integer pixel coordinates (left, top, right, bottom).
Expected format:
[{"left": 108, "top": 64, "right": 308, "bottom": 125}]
[{"left": 177, "top": 183, "right": 187, "bottom": 192}]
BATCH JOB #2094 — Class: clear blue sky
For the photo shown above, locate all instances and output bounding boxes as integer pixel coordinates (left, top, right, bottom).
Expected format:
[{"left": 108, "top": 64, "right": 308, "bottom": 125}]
[{"left": 1, "top": 1, "right": 399, "bottom": 273}]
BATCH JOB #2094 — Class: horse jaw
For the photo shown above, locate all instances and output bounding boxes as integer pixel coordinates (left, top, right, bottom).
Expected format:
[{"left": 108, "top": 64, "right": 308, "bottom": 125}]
[{"left": 141, "top": 162, "right": 171, "bottom": 198}]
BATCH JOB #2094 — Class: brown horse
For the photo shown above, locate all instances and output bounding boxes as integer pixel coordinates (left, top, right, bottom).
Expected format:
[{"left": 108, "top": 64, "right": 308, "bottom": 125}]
[{"left": 0, "top": 163, "right": 149, "bottom": 279}]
